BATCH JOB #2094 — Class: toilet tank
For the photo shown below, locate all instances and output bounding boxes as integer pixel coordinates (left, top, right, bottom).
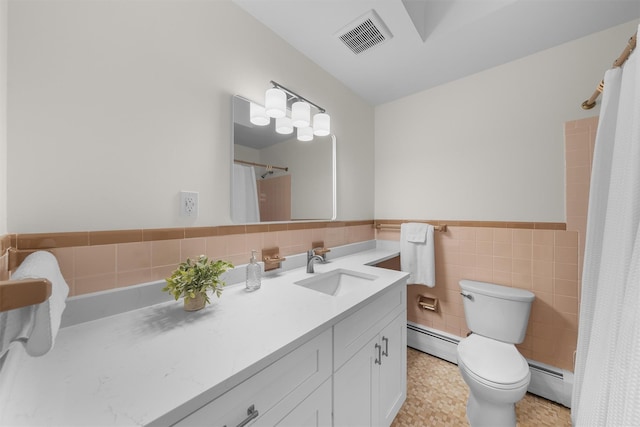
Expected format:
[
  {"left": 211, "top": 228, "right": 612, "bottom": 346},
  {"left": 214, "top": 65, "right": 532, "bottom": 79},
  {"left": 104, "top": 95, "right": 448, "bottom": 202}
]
[{"left": 459, "top": 280, "right": 535, "bottom": 344}]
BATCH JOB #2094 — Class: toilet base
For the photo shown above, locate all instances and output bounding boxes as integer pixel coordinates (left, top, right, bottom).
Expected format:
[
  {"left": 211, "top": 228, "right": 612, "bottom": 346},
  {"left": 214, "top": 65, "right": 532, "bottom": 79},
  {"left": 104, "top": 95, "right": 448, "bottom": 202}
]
[{"left": 466, "top": 392, "right": 516, "bottom": 427}]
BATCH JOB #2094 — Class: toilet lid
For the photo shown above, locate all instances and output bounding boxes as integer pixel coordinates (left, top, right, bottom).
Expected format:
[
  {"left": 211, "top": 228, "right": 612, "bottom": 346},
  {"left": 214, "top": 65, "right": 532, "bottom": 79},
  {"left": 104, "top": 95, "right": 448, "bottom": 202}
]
[{"left": 457, "top": 334, "right": 530, "bottom": 386}]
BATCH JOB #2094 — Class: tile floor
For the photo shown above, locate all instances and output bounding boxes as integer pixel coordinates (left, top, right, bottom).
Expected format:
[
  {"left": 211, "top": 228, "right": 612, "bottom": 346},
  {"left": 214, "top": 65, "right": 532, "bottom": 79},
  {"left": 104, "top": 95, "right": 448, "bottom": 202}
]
[{"left": 392, "top": 348, "right": 572, "bottom": 427}]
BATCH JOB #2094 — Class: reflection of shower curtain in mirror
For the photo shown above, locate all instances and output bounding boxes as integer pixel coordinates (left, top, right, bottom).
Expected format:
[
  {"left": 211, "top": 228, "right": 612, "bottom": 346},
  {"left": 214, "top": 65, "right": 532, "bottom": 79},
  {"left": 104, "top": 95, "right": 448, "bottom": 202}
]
[
  {"left": 258, "top": 175, "right": 291, "bottom": 222},
  {"left": 232, "top": 164, "right": 260, "bottom": 223}
]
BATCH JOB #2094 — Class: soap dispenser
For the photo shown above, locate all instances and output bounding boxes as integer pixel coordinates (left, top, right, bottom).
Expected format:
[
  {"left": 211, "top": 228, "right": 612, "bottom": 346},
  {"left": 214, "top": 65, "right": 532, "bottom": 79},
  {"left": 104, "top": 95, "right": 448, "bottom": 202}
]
[{"left": 246, "top": 250, "right": 261, "bottom": 291}]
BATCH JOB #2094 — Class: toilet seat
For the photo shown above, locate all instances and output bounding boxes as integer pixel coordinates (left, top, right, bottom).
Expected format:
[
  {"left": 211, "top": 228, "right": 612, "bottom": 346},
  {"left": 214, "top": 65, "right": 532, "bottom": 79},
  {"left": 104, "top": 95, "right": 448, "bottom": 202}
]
[{"left": 457, "top": 334, "right": 530, "bottom": 390}]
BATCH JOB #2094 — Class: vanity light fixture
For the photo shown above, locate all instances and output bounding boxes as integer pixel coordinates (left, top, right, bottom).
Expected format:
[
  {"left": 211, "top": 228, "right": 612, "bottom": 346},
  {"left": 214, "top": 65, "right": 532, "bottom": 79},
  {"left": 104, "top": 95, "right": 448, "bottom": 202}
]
[
  {"left": 262, "top": 81, "right": 331, "bottom": 141},
  {"left": 249, "top": 102, "right": 270, "bottom": 126}
]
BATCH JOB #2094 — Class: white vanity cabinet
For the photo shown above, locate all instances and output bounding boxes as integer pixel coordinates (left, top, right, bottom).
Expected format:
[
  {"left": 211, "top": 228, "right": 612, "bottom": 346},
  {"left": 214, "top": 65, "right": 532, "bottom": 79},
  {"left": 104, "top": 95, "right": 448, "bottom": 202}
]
[
  {"left": 174, "top": 282, "right": 407, "bottom": 427},
  {"left": 173, "top": 329, "right": 332, "bottom": 427},
  {"left": 333, "top": 285, "right": 407, "bottom": 427}
]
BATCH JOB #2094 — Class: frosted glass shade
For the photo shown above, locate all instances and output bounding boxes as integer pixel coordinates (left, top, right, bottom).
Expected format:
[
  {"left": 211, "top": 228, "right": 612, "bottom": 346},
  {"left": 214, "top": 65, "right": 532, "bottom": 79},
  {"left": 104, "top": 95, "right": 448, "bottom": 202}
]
[
  {"left": 249, "top": 102, "right": 269, "bottom": 126},
  {"left": 313, "top": 113, "right": 330, "bottom": 136},
  {"left": 265, "top": 88, "right": 286, "bottom": 118},
  {"left": 275, "top": 116, "right": 293, "bottom": 134},
  {"left": 297, "top": 126, "right": 314, "bottom": 142},
  {"left": 291, "top": 101, "right": 311, "bottom": 128}
]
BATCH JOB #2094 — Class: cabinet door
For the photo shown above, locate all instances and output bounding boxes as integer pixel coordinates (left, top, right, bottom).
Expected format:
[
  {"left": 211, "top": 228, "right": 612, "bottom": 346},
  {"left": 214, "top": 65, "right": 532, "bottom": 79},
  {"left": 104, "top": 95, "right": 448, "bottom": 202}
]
[
  {"left": 271, "top": 379, "right": 332, "bottom": 427},
  {"left": 378, "top": 311, "right": 407, "bottom": 427},
  {"left": 333, "top": 335, "right": 378, "bottom": 427},
  {"left": 334, "top": 286, "right": 405, "bottom": 370}
]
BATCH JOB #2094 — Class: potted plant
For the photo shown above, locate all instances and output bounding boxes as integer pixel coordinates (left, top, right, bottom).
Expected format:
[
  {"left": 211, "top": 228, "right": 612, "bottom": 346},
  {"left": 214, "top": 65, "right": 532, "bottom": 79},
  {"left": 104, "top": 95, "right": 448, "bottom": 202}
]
[{"left": 163, "top": 255, "right": 234, "bottom": 311}]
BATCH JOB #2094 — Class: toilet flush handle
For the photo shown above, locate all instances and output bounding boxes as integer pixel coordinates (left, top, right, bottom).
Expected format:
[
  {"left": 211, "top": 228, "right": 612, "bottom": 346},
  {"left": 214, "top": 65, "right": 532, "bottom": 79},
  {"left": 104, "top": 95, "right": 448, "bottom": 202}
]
[{"left": 460, "top": 292, "right": 473, "bottom": 300}]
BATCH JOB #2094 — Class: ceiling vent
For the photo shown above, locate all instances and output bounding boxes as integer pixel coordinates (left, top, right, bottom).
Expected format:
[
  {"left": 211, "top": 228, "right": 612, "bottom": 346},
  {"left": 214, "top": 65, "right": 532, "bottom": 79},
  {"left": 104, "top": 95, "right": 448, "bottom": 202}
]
[{"left": 335, "top": 10, "right": 393, "bottom": 55}]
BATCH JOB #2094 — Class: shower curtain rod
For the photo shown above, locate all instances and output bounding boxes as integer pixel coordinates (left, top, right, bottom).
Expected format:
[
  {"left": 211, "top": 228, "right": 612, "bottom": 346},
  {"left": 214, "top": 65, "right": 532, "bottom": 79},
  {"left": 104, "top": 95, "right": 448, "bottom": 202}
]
[
  {"left": 582, "top": 31, "right": 637, "bottom": 110},
  {"left": 234, "top": 159, "right": 288, "bottom": 172}
]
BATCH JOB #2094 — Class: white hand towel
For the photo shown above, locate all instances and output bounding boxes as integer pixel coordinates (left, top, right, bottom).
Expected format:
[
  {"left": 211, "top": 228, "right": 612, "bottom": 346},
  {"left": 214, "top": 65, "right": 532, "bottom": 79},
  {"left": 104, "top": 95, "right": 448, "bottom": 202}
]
[
  {"left": 400, "top": 223, "right": 435, "bottom": 287},
  {"left": 0, "top": 251, "right": 69, "bottom": 357},
  {"left": 404, "top": 222, "right": 428, "bottom": 243}
]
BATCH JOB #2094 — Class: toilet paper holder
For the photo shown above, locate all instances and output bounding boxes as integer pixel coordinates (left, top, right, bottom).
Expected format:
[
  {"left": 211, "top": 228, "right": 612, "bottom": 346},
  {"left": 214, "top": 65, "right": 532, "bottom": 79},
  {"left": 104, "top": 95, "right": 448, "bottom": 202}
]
[{"left": 418, "top": 295, "right": 438, "bottom": 311}]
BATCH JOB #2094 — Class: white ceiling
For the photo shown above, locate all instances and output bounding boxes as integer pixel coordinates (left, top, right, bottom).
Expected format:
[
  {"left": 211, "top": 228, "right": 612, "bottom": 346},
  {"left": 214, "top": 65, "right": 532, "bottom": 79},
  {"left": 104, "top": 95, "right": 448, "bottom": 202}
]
[{"left": 233, "top": 0, "right": 640, "bottom": 105}]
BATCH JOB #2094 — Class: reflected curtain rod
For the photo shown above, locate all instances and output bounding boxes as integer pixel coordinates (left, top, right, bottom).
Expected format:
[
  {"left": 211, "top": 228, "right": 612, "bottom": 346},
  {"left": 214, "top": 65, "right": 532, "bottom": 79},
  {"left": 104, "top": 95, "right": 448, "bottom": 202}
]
[
  {"left": 234, "top": 159, "right": 288, "bottom": 172},
  {"left": 582, "top": 31, "right": 637, "bottom": 110}
]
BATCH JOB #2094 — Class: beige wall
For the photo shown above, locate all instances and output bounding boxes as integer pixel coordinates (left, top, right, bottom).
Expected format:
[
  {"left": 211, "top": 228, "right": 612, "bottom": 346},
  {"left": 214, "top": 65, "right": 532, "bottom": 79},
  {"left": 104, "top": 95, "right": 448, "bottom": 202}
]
[
  {"left": 6, "top": 0, "right": 374, "bottom": 233},
  {"left": 0, "top": 0, "right": 7, "bottom": 235},
  {"left": 374, "top": 20, "right": 638, "bottom": 223}
]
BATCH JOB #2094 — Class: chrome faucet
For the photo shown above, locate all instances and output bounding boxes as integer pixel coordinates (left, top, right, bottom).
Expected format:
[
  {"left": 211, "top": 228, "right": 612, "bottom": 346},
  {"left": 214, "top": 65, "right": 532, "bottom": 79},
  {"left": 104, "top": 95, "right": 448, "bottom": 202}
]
[{"left": 306, "top": 249, "right": 326, "bottom": 273}]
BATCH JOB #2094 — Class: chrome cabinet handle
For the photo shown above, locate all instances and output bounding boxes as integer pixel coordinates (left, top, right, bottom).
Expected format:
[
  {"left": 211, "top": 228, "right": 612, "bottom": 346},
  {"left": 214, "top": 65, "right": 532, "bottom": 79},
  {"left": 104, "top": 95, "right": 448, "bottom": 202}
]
[
  {"left": 236, "top": 404, "right": 259, "bottom": 427},
  {"left": 375, "top": 343, "right": 382, "bottom": 365},
  {"left": 382, "top": 336, "right": 389, "bottom": 357}
]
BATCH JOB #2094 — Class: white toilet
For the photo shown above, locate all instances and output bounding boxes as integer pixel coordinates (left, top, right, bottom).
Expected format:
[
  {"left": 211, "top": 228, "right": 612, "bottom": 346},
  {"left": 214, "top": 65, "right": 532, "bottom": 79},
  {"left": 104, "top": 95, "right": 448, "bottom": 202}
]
[{"left": 456, "top": 279, "right": 535, "bottom": 427}]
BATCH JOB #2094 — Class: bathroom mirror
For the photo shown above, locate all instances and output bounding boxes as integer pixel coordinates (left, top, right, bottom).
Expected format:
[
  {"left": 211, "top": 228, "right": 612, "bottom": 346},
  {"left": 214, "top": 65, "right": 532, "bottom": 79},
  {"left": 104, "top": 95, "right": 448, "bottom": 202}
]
[{"left": 231, "top": 95, "right": 336, "bottom": 223}]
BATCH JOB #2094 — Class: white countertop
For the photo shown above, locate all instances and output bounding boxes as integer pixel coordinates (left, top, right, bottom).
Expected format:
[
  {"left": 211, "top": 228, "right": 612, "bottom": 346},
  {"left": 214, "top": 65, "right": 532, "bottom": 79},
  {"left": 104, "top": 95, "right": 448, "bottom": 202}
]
[{"left": 0, "top": 246, "right": 405, "bottom": 426}]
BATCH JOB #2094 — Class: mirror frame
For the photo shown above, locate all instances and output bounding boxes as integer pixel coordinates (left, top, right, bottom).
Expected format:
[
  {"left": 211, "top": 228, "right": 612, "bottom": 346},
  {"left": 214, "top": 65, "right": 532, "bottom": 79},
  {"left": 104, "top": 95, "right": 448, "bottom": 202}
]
[{"left": 231, "top": 95, "right": 337, "bottom": 224}]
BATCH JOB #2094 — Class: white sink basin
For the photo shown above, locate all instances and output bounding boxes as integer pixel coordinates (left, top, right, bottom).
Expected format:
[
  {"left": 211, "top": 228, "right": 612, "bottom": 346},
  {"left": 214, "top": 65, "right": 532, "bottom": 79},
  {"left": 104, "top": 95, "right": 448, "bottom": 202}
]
[{"left": 294, "top": 269, "right": 378, "bottom": 296}]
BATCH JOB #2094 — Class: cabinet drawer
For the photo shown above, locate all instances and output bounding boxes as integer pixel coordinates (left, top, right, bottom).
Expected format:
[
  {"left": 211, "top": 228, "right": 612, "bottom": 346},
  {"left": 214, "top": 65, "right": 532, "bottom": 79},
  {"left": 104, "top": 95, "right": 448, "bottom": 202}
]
[
  {"left": 333, "top": 284, "right": 406, "bottom": 370},
  {"left": 259, "top": 378, "right": 332, "bottom": 426},
  {"left": 174, "top": 329, "right": 332, "bottom": 426}
]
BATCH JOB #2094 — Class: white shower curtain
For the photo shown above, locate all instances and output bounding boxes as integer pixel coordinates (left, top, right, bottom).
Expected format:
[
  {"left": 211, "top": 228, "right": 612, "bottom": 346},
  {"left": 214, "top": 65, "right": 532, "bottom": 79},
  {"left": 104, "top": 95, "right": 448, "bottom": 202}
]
[
  {"left": 572, "top": 26, "right": 640, "bottom": 426},
  {"left": 232, "top": 164, "right": 260, "bottom": 223}
]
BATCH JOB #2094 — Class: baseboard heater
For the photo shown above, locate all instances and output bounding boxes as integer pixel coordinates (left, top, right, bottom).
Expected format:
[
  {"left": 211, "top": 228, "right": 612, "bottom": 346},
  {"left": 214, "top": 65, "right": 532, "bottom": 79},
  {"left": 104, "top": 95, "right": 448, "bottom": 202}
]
[{"left": 406, "top": 322, "right": 573, "bottom": 408}]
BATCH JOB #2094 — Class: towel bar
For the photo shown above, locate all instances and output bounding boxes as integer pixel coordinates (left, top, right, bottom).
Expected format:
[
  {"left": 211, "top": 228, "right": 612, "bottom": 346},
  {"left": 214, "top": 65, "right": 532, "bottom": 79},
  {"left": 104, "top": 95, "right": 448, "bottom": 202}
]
[
  {"left": 375, "top": 223, "right": 447, "bottom": 232},
  {"left": 0, "top": 278, "right": 52, "bottom": 312}
]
